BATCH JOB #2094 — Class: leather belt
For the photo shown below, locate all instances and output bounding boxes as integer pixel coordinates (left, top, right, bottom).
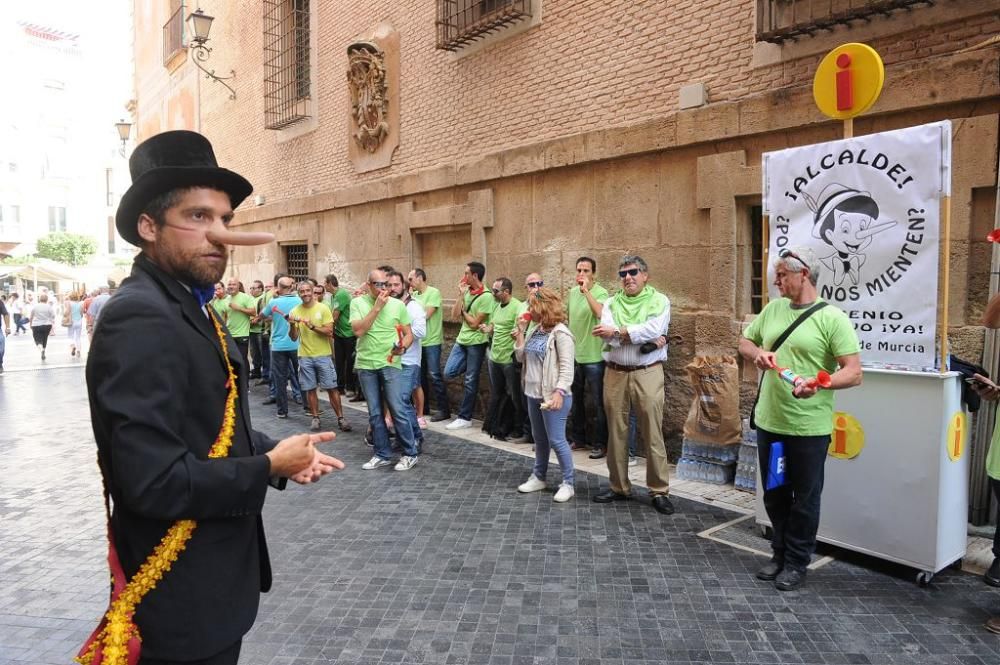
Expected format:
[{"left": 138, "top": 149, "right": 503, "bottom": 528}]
[{"left": 606, "top": 361, "right": 660, "bottom": 373}]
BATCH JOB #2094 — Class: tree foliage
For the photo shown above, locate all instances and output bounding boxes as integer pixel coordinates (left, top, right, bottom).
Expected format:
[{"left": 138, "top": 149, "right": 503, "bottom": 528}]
[{"left": 35, "top": 233, "right": 98, "bottom": 267}]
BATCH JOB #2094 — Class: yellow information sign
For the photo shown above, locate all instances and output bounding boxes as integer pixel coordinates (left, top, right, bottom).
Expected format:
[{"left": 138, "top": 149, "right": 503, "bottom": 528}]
[
  {"left": 946, "top": 411, "right": 966, "bottom": 462},
  {"left": 828, "top": 411, "right": 864, "bottom": 460},
  {"left": 813, "top": 43, "right": 885, "bottom": 120}
]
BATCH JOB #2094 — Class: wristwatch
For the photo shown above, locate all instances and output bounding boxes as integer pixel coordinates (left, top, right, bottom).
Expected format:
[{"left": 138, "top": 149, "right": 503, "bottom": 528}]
[{"left": 612, "top": 329, "right": 622, "bottom": 341}]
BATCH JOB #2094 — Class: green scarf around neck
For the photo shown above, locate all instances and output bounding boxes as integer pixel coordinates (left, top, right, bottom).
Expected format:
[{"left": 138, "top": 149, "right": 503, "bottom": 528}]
[{"left": 608, "top": 285, "right": 667, "bottom": 326}]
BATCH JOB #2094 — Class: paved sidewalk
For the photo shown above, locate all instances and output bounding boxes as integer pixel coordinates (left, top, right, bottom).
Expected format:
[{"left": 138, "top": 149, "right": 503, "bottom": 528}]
[{"left": 1, "top": 364, "right": 999, "bottom": 665}]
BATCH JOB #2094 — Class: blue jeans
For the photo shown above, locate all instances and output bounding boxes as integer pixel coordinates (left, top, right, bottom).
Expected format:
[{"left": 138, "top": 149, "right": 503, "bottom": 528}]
[
  {"left": 526, "top": 395, "right": 575, "bottom": 485},
  {"left": 421, "top": 344, "right": 449, "bottom": 416},
  {"left": 400, "top": 363, "right": 423, "bottom": 447},
  {"left": 260, "top": 334, "right": 271, "bottom": 381},
  {"left": 15, "top": 316, "right": 27, "bottom": 334},
  {"left": 270, "top": 350, "right": 301, "bottom": 415},
  {"left": 570, "top": 361, "right": 608, "bottom": 449},
  {"left": 358, "top": 367, "right": 419, "bottom": 460},
  {"left": 0, "top": 332, "right": 5, "bottom": 369},
  {"left": 627, "top": 410, "right": 639, "bottom": 457},
  {"left": 444, "top": 342, "right": 487, "bottom": 420}
]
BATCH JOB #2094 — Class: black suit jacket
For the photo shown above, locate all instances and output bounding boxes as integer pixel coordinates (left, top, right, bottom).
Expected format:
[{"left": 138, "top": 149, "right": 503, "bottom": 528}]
[{"left": 87, "top": 255, "right": 281, "bottom": 660}]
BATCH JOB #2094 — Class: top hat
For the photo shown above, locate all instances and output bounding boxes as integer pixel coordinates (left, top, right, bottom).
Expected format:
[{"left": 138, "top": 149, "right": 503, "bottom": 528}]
[{"left": 116, "top": 130, "right": 253, "bottom": 246}]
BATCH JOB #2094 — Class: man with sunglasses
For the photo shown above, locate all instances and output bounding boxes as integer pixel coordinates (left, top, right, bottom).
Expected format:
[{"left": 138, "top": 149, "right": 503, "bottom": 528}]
[
  {"left": 444, "top": 261, "right": 495, "bottom": 430},
  {"left": 592, "top": 255, "right": 674, "bottom": 516},
  {"left": 567, "top": 257, "right": 610, "bottom": 460},
  {"left": 351, "top": 268, "right": 419, "bottom": 471},
  {"left": 481, "top": 277, "right": 526, "bottom": 440},
  {"left": 739, "top": 246, "right": 861, "bottom": 591}
]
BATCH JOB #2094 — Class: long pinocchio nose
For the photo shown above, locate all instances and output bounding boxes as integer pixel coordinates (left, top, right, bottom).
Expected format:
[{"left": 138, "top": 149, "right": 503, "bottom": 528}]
[
  {"left": 854, "top": 219, "right": 897, "bottom": 240},
  {"left": 206, "top": 222, "right": 275, "bottom": 246}
]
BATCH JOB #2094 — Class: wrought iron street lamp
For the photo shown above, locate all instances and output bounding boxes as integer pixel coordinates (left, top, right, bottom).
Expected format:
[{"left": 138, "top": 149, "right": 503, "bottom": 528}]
[
  {"left": 115, "top": 119, "right": 132, "bottom": 157},
  {"left": 186, "top": 8, "right": 236, "bottom": 99}
]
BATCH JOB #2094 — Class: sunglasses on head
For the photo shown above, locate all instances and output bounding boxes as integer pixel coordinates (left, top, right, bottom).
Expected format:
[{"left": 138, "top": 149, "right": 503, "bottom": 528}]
[
  {"left": 370, "top": 280, "right": 387, "bottom": 288},
  {"left": 778, "top": 248, "right": 806, "bottom": 269},
  {"left": 618, "top": 268, "right": 641, "bottom": 278},
  {"left": 526, "top": 281, "right": 543, "bottom": 288}
]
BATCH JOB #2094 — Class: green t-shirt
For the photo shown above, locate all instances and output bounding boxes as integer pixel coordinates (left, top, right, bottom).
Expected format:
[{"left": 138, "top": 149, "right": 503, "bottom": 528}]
[
  {"left": 988, "top": 416, "right": 1000, "bottom": 480},
  {"left": 249, "top": 294, "right": 264, "bottom": 333},
  {"left": 455, "top": 289, "right": 495, "bottom": 346},
  {"left": 330, "top": 288, "right": 354, "bottom": 339},
  {"left": 290, "top": 302, "right": 334, "bottom": 357},
  {"left": 742, "top": 298, "right": 860, "bottom": 436},
  {"left": 567, "top": 284, "right": 608, "bottom": 363},
  {"left": 350, "top": 295, "right": 411, "bottom": 370},
  {"left": 226, "top": 292, "right": 256, "bottom": 338},
  {"left": 489, "top": 297, "right": 521, "bottom": 363},
  {"left": 413, "top": 286, "right": 443, "bottom": 346},
  {"left": 211, "top": 296, "right": 230, "bottom": 322}
]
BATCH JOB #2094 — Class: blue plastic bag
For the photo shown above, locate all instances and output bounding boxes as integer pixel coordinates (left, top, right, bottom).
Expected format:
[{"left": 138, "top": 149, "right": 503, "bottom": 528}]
[{"left": 766, "top": 441, "right": 787, "bottom": 490}]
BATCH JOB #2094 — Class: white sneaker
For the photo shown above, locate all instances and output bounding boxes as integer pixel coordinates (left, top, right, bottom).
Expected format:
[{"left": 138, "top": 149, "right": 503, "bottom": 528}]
[
  {"left": 517, "top": 475, "right": 546, "bottom": 493},
  {"left": 394, "top": 455, "right": 419, "bottom": 471},
  {"left": 362, "top": 456, "right": 393, "bottom": 470},
  {"left": 445, "top": 418, "right": 472, "bottom": 430},
  {"left": 553, "top": 483, "right": 575, "bottom": 503},
  {"left": 417, "top": 417, "right": 428, "bottom": 429},
  {"left": 628, "top": 456, "right": 638, "bottom": 467},
  {"left": 310, "top": 417, "right": 321, "bottom": 432}
]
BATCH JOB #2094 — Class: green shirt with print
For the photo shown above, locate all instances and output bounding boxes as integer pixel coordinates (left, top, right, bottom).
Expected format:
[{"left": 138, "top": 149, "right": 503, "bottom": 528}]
[
  {"left": 489, "top": 297, "right": 522, "bottom": 364},
  {"left": 350, "top": 295, "right": 411, "bottom": 370},
  {"left": 567, "top": 284, "right": 609, "bottom": 363},
  {"left": 211, "top": 296, "right": 230, "bottom": 323},
  {"left": 742, "top": 298, "right": 860, "bottom": 437},
  {"left": 455, "top": 289, "right": 495, "bottom": 346},
  {"left": 333, "top": 288, "right": 354, "bottom": 339},
  {"left": 291, "top": 302, "right": 334, "bottom": 358},
  {"left": 412, "top": 286, "right": 443, "bottom": 346},
  {"left": 249, "top": 294, "right": 264, "bottom": 334},
  {"left": 988, "top": 416, "right": 1000, "bottom": 480},
  {"left": 226, "top": 292, "right": 256, "bottom": 338}
]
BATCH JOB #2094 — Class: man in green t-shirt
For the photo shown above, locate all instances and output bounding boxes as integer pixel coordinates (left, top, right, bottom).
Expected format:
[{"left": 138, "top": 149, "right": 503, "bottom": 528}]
[
  {"left": 409, "top": 268, "right": 449, "bottom": 422},
  {"left": 482, "top": 277, "right": 526, "bottom": 441},
  {"left": 350, "top": 268, "right": 420, "bottom": 471},
  {"left": 739, "top": 246, "right": 862, "bottom": 592},
  {"left": 968, "top": 290, "right": 1000, "bottom": 635},
  {"left": 210, "top": 282, "right": 229, "bottom": 322},
  {"left": 289, "top": 281, "right": 351, "bottom": 434},
  {"left": 324, "top": 274, "right": 359, "bottom": 399},
  {"left": 248, "top": 280, "right": 266, "bottom": 379},
  {"left": 443, "top": 261, "right": 495, "bottom": 430},
  {"left": 225, "top": 277, "right": 257, "bottom": 370},
  {"left": 567, "top": 256, "right": 611, "bottom": 460}
]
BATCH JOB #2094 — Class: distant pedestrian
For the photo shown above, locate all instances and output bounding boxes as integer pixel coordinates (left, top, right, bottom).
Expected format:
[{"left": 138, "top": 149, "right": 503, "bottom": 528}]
[
  {"left": 88, "top": 287, "right": 112, "bottom": 329},
  {"left": 29, "top": 292, "right": 56, "bottom": 360},
  {"left": 10, "top": 293, "right": 26, "bottom": 335},
  {"left": 64, "top": 291, "right": 84, "bottom": 357}
]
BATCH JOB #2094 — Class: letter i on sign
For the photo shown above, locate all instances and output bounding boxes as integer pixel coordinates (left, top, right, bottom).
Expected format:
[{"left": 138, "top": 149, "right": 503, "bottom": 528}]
[
  {"left": 833, "top": 415, "right": 848, "bottom": 455},
  {"left": 946, "top": 412, "right": 965, "bottom": 462},
  {"left": 835, "top": 53, "right": 853, "bottom": 111},
  {"left": 952, "top": 414, "right": 962, "bottom": 459}
]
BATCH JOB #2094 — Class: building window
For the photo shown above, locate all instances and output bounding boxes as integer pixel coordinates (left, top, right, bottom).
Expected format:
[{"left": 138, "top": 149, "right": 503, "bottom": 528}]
[
  {"left": 0, "top": 205, "right": 4, "bottom": 236},
  {"left": 284, "top": 244, "right": 308, "bottom": 280},
  {"left": 756, "top": 0, "right": 932, "bottom": 44},
  {"left": 436, "top": 0, "right": 532, "bottom": 51},
  {"left": 10, "top": 205, "right": 19, "bottom": 236},
  {"left": 48, "top": 206, "right": 67, "bottom": 233},
  {"left": 107, "top": 216, "right": 116, "bottom": 254},
  {"left": 263, "top": 0, "right": 311, "bottom": 130},
  {"left": 162, "top": 0, "right": 185, "bottom": 65},
  {"left": 105, "top": 168, "right": 114, "bottom": 207},
  {"left": 750, "top": 206, "right": 764, "bottom": 315}
]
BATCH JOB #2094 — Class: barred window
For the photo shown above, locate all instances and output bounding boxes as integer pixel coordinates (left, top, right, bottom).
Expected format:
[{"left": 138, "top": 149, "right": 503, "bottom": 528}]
[
  {"left": 263, "top": 0, "right": 311, "bottom": 130},
  {"left": 162, "top": 0, "right": 185, "bottom": 66},
  {"left": 436, "top": 0, "right": 532, "bottom": 51},
  {"left": 284, "top": 244, "right": 309, "bottom": 281},
  {"left": 756, "top": 0, "right": 933, "bottom": 44}
]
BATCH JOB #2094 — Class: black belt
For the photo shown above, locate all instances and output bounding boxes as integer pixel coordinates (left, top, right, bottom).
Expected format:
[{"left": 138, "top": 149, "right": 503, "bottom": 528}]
[{"left": 606, "top": 361, "right": 660, "bottom": 373}]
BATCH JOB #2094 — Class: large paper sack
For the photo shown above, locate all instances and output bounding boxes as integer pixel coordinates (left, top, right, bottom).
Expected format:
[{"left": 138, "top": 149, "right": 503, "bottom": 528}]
[{"left": 683, "top": 355, "right": 741, "bottom": 445}]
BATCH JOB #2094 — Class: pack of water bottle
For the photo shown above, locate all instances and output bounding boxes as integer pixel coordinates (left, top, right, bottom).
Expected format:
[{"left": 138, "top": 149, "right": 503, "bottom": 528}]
[
  {"left": 676, "top": 456, "right": 736, "bottom": 485},
  {"left": 734, "top": 418, "right": 758, "bottom": 493},
  {"left": 680, "top": 438, "right": 739, "bottom": 464}
]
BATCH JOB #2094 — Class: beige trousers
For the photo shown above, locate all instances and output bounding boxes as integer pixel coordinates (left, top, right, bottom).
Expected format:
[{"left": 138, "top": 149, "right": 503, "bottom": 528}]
[{"left": 603, "top": 364, "right": 670, "bottom": 496}]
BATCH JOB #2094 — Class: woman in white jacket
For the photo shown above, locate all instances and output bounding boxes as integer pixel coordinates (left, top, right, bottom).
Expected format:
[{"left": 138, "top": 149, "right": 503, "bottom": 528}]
[{"left": 513, "top": 287, "right": 576, "bottom": 502}]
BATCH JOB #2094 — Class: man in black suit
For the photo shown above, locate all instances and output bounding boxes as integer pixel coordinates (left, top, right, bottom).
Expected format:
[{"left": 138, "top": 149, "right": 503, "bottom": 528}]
[{"left": 83, "top": 130, "right": 343, "bottom": 665}]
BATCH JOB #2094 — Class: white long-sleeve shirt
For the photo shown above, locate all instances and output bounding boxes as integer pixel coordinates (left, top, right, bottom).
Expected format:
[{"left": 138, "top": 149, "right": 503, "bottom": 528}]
[{"left": 599, "top": 292, "right": 670, "bottom": 367}]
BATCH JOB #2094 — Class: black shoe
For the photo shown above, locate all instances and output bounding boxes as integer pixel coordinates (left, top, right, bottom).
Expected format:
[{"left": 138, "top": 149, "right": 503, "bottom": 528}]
[
  {"left": 985, "top": 558, "right": 1000, "bottom": 588},
  {"left": 430, "top": 412, "right": 451, "bottom": 422},
  {"left": 774, "top": 568, "right": 807, "bottom": 591},
  {"left": 593, "top": 489, "right": 629, "bottom": 503},
  {"left": 588, "top": 448, "right": 607, "bottom": 459},
  {"left": 651, "top": 495, "right": 675, "bottom": 515},
  {"left": 261, "top": 398, "right": 276, "bottom": 405},
  {"left": 255, "top": 379, "right": 269, "bottom": 386},
  {"left": 349, "top": 394, "right": 365, "bottom": 403},
  {"left": 755, "top": 561, "right": 784, "bottom": 581}
]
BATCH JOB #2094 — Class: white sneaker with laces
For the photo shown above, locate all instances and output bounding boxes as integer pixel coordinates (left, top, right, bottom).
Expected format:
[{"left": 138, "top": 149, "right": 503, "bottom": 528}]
[
  {"left": 553, "top": 483, "right": 575, "bottom": 503},
  {"left": 628, "top": 456, "right": 638, "bottom": 467},
  {"left": 517, "top": 475, "right": 546, "bottom": 493},
  {"left": 362, "top": 456, "right": 393, "bottom": 470},
  {"left": 394, "top": 455, "right": 419, "bottom": 471},
  {"left": 445, "top": 418, "right": 472, "bottom": 430}
]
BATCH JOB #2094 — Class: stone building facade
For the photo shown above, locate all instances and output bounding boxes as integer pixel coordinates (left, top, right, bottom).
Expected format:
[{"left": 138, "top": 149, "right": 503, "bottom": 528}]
[{"left": 132, "top": 1, "right": 999, "bottom": 454}]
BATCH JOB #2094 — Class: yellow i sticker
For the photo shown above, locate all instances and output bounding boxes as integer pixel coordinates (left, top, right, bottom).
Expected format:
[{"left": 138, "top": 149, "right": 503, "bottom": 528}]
[
  {"left": 828, "top": 412, "right": 864, "bottom": 460},
  {"left": 946, "top": 412, "right": 966, "bottom": 462}
]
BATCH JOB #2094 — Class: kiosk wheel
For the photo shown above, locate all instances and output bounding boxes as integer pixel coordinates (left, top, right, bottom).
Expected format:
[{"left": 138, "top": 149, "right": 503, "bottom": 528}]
[{"left": 916, "top": 571, "right": 934, "bottom": 587}]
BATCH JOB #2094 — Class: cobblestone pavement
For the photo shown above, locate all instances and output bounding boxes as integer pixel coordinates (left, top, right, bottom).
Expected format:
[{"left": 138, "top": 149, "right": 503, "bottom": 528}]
[{"left": 2, "top": 346, "right": 1000, "bottom": 665}]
